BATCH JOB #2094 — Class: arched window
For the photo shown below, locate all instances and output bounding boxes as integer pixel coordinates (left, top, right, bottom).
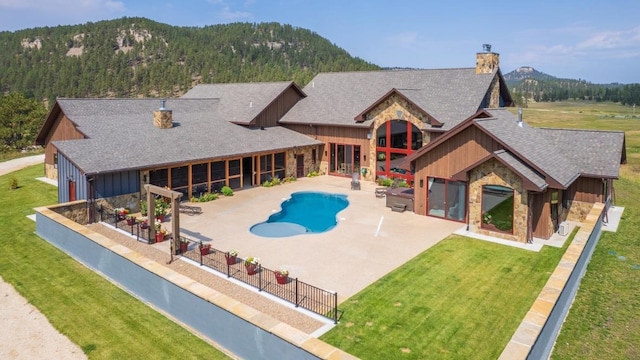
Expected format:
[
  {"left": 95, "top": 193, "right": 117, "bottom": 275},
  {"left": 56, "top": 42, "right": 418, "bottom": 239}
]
[
  {"left": 481, "top": 185, "right": 514, "bottom": 233},
  {"left": 375, "top": 120, "right": 422, "bottom": 184}
]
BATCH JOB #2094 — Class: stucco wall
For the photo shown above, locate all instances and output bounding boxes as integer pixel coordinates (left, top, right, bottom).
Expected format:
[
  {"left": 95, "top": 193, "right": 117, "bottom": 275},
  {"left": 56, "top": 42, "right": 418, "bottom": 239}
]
[{"left": 469, "top": 159, "right": 528, "bottom": 243}]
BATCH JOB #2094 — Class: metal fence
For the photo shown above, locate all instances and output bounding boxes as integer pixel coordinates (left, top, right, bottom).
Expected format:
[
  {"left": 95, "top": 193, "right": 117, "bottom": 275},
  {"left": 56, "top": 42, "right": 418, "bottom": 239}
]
[
  {"left": 180, "top": 237, "right": 339, "bottom": 323},
  {"left": 97, "top": 208, "right": 339, "bottom": 323},
  {"left": 98, "top": 207, "right": 154, "bottom": 244}
]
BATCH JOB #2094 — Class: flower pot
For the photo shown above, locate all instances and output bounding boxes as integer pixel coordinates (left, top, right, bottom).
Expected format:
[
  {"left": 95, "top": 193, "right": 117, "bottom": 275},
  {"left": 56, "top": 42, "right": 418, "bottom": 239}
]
[
  {"left": 180, "top": 242, "right": 188, "bottom": 254},
  {"left": 139, "top": 222, "right": 149, "bottom": 230},
  {"left": 225, "top": 254, "right": 237, "bottom": 265},
  {"left": 126, "top": 218, "right": 136, "bottom": 226},
  {"left": 200, "top": 245, "right": 210, "bottom": 256},
  {"left": 245, "top": 263, "right": 258, "bottom": 275},
  {"left": 275, "top": 273, "right": 288, "bottom": 285},
  {"left": 157, "top": 214, "right": 165, "bottom": 222},
  {"left": 155, "top": 233, "right": 164, "bottom": 242}
]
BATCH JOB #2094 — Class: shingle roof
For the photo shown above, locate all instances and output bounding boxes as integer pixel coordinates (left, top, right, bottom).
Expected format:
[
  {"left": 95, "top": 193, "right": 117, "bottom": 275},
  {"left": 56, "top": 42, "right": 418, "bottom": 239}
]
[
  {"left": 477, "top": 109, "right": 624, "bottom": 187},
  {"left": 493, "top": 150, "right": 547, "bottom": 190},
  {"left": 53, "top": 98, "right": 321, "bottom": 175},
  {"left": 537, "top": 127, "right": 624, "bottom": 178},
  {"left": 279, "top": 68, "right": 496, "bottom": 130},
  {"left": 181, "top": 81, "right": 304, "bottom": 124}
]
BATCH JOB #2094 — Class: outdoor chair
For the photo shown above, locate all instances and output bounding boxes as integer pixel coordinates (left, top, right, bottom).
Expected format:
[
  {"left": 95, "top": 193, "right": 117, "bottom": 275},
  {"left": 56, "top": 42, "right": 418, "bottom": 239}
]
[{"left": 351, "top": 172, "right": 361, "bottom": 190}]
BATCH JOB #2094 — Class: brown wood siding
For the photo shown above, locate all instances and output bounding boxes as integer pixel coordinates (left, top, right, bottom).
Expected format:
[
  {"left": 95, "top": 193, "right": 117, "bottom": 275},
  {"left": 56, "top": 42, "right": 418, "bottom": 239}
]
[
  {"left": 255, "top": 87, "right": 304, "bottom": 128},
  {"left": 44, "top": 114, "right": 84, "bottom": 165},
  {"left": 283, "top": 124, "right": 370, "bottom": 165},
  {"left": 531, "top": 191, "right": 552, "bottom": 239},
  {"left": 568, "top": 177, "right": 604, "bottom": 203},
  {"left": 413, "top": 126, "right": 503, "bottom": 216}
]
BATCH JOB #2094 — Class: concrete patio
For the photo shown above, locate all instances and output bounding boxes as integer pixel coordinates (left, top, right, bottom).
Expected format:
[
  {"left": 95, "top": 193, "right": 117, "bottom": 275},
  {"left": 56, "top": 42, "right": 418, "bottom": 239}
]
[{"left": 159, "top": 176, "right": 463, "bottom": 303}]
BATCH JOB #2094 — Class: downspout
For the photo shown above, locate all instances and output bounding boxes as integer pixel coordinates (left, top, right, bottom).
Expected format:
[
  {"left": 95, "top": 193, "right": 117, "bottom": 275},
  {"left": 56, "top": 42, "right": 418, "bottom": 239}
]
[{"left": 527, "top": 193, "right": 533, "bottom": 243}]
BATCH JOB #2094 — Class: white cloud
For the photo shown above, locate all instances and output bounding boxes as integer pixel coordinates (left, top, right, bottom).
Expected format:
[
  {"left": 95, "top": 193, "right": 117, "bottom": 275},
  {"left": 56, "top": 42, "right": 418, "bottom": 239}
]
[{"left": 208, "top": 0, "right": 253, "bottom": 21}]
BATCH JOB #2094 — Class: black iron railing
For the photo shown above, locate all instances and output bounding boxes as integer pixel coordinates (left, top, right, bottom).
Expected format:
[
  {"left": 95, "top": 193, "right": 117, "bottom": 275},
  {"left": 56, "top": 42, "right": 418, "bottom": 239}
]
[
  {"left": 180, "top": 237, "right": 339, "bottom": 323},
  {"left": 97, "top": 210, "right": 340, "bottom": 323}
]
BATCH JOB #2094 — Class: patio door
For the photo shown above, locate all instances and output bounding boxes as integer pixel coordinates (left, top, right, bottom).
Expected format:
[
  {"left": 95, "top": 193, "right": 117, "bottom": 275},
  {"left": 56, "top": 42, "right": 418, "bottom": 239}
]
[
  {"left": 328, "top": 143, "right": 360, "bottom": 176},
  {"left": 296, "top": 154, "right": 305, "bottom": 178},
  {"left": 68, "top": 180, "right": 76, "bottom": 202}
]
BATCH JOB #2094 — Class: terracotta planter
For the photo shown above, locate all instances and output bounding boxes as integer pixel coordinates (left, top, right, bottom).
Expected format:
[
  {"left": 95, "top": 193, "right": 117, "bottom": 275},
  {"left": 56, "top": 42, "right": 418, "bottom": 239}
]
[
  {"left": 200, "top": 245, "right": 211, "bottom": 256},
  {"left": 225, "top": 254, "right": 237, "bottom": 265},
  {"left": 157, "top": 214, "right": 165, "bottom": 222},
  {"left": 180, "top": 242, "right": 188, "bottom": 254},
  {"left": 155, "top": 233, "right": 164, "bottom": 243},
  {"left": 139, "top": 222, "right": 149, "bottom": 229},
  {"left": 245, "top": 263, "right": 258, "bottom": 275},
  {"left": 126, "top": 218, "right": 136, "bottom": 226},
  {"left": 275, "top": 273, "right": 288, "bottom": 285}
]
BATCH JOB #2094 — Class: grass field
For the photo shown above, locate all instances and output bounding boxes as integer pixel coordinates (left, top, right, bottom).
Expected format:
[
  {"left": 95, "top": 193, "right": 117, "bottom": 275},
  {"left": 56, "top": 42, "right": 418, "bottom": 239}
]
[
  {"left": 516, "top": 101, "right": 640, "bottom": 359},
  {"left": 0, "top": 166, "right": 229, "bottom": 359}
]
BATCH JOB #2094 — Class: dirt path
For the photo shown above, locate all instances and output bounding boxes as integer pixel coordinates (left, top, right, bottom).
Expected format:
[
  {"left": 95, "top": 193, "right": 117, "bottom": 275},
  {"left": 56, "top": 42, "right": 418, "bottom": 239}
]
[
  {"left": 0, "top": 276, "right": 86, "bottom": 360},
  {"left": 1, "top": 156, "right": 86, "bottom": 359}
]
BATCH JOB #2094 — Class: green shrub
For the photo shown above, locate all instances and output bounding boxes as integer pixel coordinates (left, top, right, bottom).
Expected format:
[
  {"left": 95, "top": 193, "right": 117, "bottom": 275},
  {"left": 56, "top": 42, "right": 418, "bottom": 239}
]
[
  {"left": 198, "top": 192, "right": 218, "bottom": 202},
  {"left": 8, "top": 177, "right": 18, "bottom": 189},
  {"left": 221, "top": 186, "right": 233, "bottom": 196}
]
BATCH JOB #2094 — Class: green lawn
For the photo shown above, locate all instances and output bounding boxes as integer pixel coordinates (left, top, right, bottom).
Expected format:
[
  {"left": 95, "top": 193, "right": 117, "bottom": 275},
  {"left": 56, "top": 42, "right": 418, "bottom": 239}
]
[
  {"left": 0, "top": 165, "right": 228, "bottom": 359},
  {"left": 320, "top": 237, "right": 567, "bottom": 359}
]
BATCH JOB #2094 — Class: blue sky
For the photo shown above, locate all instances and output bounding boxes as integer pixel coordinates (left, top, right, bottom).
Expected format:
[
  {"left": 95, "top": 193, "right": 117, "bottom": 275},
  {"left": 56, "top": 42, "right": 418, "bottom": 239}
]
[{"left": 1, "top": 0, "right": 639, "bottom": 84}]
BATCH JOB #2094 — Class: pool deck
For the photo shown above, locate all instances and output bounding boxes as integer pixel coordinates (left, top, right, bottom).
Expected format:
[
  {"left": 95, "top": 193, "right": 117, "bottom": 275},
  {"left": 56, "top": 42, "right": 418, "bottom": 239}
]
[{"left": 169, "top": 176, "right": 463, "bottom": 303}]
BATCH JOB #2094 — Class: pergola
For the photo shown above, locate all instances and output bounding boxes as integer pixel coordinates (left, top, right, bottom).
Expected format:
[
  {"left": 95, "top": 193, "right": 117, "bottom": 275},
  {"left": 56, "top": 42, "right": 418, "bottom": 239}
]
[{"left": 144, "top": 184, "right": 182, "bottom": 256}]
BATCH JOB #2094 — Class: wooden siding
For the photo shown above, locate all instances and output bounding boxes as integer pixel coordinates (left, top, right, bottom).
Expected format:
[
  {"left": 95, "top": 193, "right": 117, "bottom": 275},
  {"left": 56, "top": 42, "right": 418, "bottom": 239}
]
[
  {"left": 283, "top": 124, "right": 369, "bottom": 165},
  {"left": 255, "top": 87, "right": 304, "bottom": 128},
  {"left": 413, "top": 126, "right": 503, "bottom": 215},
  {"left": 44, "top": 113, "right": 84, "bottom": 166},
  {"left": 568, "top": 177, "right": 604, "bottom": 203},
  {"left": 531, "top": 191, "right": 552, "bottom": 239}
]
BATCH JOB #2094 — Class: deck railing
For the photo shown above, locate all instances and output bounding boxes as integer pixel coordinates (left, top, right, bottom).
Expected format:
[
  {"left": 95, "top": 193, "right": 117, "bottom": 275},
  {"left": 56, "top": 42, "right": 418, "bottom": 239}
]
[{"left": 180, "top": 237, "right": 339, "bottom": 323}]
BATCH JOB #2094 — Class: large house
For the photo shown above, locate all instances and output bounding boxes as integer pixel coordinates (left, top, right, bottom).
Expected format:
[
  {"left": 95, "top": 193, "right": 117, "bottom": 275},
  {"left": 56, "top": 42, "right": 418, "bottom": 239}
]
[{"left": 36, "top": 47, "right": 625, "bottom": 242}]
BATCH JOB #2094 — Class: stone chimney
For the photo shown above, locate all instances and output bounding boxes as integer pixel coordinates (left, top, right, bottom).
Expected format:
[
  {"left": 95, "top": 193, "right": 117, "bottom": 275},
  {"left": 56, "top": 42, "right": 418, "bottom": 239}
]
[
  {"left": 153, "top": 100, "right": 173, "bottom": 129},
  {"left": 476, "top": 44, "right": 500, "bottom": 74}
]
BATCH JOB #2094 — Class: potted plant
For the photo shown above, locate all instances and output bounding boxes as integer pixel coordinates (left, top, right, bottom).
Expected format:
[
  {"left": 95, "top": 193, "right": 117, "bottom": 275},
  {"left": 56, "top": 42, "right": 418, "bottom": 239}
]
[
  {"left": 137, "top": 216, "right": 149, "bottom": 229},
  {"left": 125, "top": 213, "right": 137, "bottom": 226},
  {"left": 155, "top": 227, "right": 167, "bottom": 243},
  {"left": 225, "top": 249, "right": 238, "bottom": 265},
  {"left": 155, "top": 202, "right": 167, "bottom": 222},
  {"left": 179, "top": 238, "right": 189, "bottom": 254},
  {"left": 114, "top": 207, "right": 128, "bottom": 221},
  {"left": 199, "top": 242, "right": 211, "bottom": 256},
  {"left": 244, "top": 256, "right": 260, "bottom": 275},
  {"left": 274, "top": 267, "right": 289, "bottom": 285}
]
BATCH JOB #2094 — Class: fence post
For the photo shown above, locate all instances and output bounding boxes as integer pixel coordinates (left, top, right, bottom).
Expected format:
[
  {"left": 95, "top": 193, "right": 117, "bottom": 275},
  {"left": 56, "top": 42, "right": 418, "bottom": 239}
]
[
  {"left": 258, "top": 265, "right": 262, "bottom": 292},
  {"left": 295, "top": 278, "right": 299, "bottom": 308},
  {"left": 334, "top": 292, "right": 338, "bottom": 324}
]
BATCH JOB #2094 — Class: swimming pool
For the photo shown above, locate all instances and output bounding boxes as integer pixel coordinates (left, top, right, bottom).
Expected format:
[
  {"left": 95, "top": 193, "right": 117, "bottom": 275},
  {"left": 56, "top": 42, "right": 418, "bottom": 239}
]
[{"left": 250, "top": 191, "right": 349, "bottom": 237}]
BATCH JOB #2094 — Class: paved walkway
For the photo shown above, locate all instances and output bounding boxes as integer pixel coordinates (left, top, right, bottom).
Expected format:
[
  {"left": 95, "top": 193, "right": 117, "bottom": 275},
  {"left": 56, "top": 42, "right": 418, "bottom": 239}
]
[{"left": 0, "top": 154, "right": 44, "bottom": 176}]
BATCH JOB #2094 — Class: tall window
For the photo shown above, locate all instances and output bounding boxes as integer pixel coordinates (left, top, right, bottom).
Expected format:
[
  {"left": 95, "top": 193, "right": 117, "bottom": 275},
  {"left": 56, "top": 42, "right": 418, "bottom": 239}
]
[
  {"left": 481, "top": 185, "right": 514, "bottom": 233},
  {"left": 375, "top": 120, "right": 422, "bottom": 184},
  {"left": 328, "top": 144, "right": 360, "bottom": 176}
]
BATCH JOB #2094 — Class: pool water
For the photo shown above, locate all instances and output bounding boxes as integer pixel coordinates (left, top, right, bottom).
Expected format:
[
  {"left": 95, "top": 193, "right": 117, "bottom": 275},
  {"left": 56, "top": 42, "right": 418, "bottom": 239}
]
[{"left": 250, "top": 191, "right": 349, "bottom": 237}]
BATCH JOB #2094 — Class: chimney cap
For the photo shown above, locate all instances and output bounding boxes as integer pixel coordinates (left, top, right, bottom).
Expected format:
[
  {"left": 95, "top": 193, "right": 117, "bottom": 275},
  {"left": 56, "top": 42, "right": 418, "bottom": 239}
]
[
  {"left": 482, "top": 44, "right": 492, "bottom": 53},
  {"left": 159, "top": 99, "right": 167, "bottom": 110}
]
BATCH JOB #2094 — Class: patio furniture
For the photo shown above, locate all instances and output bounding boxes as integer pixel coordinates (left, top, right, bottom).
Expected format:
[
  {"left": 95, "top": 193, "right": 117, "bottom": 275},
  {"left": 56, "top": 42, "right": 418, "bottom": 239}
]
[
  {"left": 385, "top": 187, "right": 414, "bottom": 212},
  {"left": 375, "top": 188, "right": 387, "bottom": 198},
  {"left": 351, "top": 172, "right": 361, "bottom": 190}
]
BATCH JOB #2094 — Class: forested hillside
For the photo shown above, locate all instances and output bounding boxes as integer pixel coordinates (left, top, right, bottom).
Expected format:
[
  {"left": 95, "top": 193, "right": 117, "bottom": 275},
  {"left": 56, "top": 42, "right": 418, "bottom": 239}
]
[
  {"left": 0, "top": 17, "right": 379, "bottom": 103},
  {"left": 505, "top": 66, "right": 640, "bottom": 106}
]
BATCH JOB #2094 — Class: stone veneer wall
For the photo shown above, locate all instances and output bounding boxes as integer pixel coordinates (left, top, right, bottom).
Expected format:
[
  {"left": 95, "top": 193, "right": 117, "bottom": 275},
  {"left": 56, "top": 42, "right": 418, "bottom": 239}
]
[
  {"left": 287, "top": 146, "right": 322, "bottom": 178},
  {"left": 365, "top": 94, "right": 428, "bottom": 182},
  {"left": 566, "top": 200, "right": 594, "bottom": 223},
  {"left": 469, "top": 159, "right": 528, "bottom": 243},
  {"left": 95, "top": 192, "right": 141, "bottom": 215},
  {"left": 48, "top": 200, "right": 88, "bottom": 225},
  {"left": 45, "top": 163, "right": 58, "bottom": 180}
]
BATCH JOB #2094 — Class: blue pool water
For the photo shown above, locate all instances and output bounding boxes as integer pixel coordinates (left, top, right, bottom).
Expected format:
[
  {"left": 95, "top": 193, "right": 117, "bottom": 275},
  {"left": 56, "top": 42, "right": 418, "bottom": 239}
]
[{"left": 250, "top": 191, "right": 349, "bottom": 237}]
